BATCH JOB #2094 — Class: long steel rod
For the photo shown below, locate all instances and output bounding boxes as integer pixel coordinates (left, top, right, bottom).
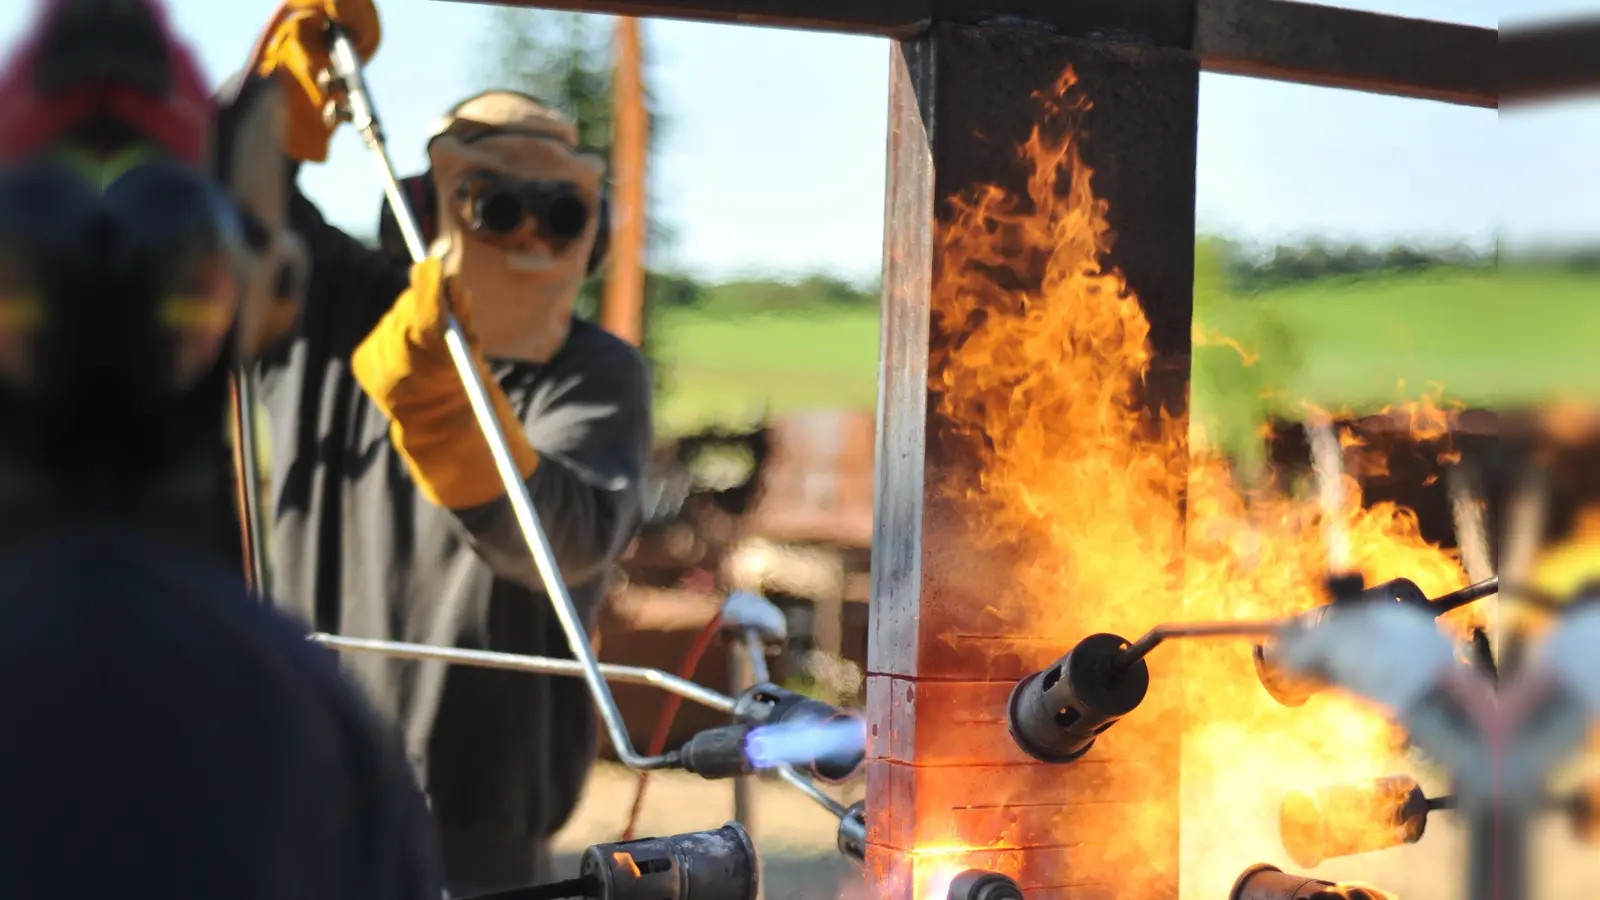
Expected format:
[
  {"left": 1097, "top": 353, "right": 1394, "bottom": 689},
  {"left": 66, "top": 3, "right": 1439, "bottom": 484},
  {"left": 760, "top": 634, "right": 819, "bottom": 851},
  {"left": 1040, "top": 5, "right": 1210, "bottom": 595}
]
[
  {"left": 776, "top": 765, "right": 849, "bottom": 818},
  {"left": 312, "top": 633, "right": 737, "bottom": 713},
  {"left": 1430, "top": 576, "right": 1500, "bottom": 616},
  {"left": 229, "top": 368, "right": 269, "bottom": 599},
  {"left": 327, "top": 29, "right": 668, "bottom": 770},
  {"left": 313, "top": 632, "right": 853, "bottom": 821},
  {"left": 1110, "top": 620, "right": 1282, "bottom": 675}
]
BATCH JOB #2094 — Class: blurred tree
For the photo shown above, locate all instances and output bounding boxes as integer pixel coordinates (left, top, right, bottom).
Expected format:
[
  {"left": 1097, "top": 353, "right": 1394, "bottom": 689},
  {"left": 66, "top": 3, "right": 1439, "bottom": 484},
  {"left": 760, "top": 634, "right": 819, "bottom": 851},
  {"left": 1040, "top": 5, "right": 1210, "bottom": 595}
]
[{"left": 478, "top": 9, "right": 677, "bottom": 386}]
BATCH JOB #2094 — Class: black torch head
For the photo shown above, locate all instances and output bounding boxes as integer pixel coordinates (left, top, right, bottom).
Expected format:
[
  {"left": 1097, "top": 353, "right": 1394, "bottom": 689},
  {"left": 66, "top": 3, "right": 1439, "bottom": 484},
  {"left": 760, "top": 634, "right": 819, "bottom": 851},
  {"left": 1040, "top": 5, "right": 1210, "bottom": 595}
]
[
  {"left": 581, "top": 822, "right": 759, "bottom": 900},
  {"left": 674, "top": 724, "right": 756, "bottom": 781},
  {"left": 1278, "top": 775, "right": 1429, "bottom": 868},
  {"left": 1254, "top": 578, "right": 1428, "bottom": 709},
  {"left": 947, "top": 869, "right": 1024, "bottom": 900},
  {"left": 733, "top": 684, "right": 866, "bottom": 783},
  {"left": 1231, "top": 863, "right": 1393, "bottom": 900},
  {"left": 1253, "top": 642, "right": 1322, "bottom": 708},
  {"left": 837, "top": 800, "right": 866, "bottom": 864},
  {"left": 1006, "top": 632, "right": 1148, "bottom": 764}
]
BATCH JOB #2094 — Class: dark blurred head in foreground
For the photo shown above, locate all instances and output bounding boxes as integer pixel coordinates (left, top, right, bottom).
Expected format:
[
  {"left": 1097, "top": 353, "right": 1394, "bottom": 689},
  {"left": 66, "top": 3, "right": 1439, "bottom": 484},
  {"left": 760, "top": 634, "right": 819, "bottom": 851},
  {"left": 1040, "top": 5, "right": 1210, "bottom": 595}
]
[{"left": 0, "top": 3, "right": 443, "bottom": 897}]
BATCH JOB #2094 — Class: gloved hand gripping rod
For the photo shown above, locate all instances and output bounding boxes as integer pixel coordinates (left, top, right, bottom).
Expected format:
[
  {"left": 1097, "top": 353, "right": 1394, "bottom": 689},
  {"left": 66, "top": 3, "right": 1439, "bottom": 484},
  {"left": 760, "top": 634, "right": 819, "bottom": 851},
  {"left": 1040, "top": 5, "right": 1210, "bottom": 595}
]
[{"left": 322, "top": 26, "right": 671, "bottom": 771}]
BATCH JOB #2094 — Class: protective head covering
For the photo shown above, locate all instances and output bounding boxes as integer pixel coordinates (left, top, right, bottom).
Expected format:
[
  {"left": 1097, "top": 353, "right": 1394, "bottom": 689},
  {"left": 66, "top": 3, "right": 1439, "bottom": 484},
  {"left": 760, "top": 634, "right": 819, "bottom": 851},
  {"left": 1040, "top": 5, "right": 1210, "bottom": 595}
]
[
  {"left": 0, "top": 0, "right": 302, "bottom": 484},
  {"left": 425, "top": 90, "right": 606, "bottom": 362}
]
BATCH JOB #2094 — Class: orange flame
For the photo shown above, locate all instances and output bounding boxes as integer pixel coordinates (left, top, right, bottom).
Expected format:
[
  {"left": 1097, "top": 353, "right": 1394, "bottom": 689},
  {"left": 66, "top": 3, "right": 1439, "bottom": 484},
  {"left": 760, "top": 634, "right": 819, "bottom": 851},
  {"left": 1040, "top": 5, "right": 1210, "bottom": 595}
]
[{"left": 925, "top": 68, "right": 1467, "bottom": 895}]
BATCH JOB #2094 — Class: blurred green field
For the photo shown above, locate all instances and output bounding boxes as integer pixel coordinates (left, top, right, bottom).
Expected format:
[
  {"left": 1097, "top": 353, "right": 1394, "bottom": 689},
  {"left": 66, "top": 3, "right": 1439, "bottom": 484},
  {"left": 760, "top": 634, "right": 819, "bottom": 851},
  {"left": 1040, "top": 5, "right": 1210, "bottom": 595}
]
[
  {"left": 653, "top": 307, "right": 880, "bottom": 434},
  {"left": 653, "top": 268, "right": 1600, "bottom": 445}
]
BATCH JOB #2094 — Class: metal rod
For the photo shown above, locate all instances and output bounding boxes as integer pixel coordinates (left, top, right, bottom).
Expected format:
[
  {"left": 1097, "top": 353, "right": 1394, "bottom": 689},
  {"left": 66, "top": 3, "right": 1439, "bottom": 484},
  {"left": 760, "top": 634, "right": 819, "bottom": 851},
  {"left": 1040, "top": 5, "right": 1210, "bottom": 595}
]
[
  {"left": 312, "top": 633, "right": 854, "bottom": 821},
  {"left": 742, "top": 627, "right": 770, "bottom": 684},
  {"left": 1430, "top": 576, "right": 1499, "bottom": 616},
  {"left": 775, "top": 765, "right": 849, "bottom": 819},
  {"left": 1427, "top": 794, "right": 1458, "bottom": 812},
  {"left": 229, "top": 368, "right": 269, "bottom": 600},
  {"left": 311, "top": 633, "right": 737, "bottom": 714},
  {"left": 729, "top": 631, "right": 756, "bottom": 841},
  {"left": 1109, "top": 620, "right": 1281, "bottom": 675},
  {"left": 1308, "top": 414, "right": 1351, "bottom": 573},
  {"left": 325, "top": 29, "right": 669, "bottom": 771}
]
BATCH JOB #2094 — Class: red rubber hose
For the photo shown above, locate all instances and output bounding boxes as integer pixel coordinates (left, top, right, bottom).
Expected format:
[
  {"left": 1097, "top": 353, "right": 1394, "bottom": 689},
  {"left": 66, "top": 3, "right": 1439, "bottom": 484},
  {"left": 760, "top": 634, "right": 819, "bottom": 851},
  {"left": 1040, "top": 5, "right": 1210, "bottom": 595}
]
[{"left": 618, "top": 609, "right": 723, "bottom": 840}]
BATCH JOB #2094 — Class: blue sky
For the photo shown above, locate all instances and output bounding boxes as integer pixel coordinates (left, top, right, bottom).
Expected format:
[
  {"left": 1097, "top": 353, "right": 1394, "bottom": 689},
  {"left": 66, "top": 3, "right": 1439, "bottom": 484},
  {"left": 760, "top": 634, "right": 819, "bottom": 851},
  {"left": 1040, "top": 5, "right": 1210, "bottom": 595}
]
[{"left": 0, "top": 0, "right": 1592, "bottom": 282}]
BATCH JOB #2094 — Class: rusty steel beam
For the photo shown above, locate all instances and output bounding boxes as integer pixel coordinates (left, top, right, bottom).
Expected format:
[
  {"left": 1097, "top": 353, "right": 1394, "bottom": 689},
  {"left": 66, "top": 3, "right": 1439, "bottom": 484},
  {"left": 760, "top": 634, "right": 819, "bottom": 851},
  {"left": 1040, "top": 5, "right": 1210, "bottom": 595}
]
[
  {"left": 866, "top": 25, "right": 1196, "bottom": 899},
  {"left": 1502, "top": 17, "right": 1600, "bottom": 105},
  {"left": 1195, "top": 0, "right": 1495, "bottom": 108},
  {"left": 438, "top": 0, "right": 1197, "bottom": 43},
  {"left": 439, "top": 0, "right": 1492, "bottom": 107}
]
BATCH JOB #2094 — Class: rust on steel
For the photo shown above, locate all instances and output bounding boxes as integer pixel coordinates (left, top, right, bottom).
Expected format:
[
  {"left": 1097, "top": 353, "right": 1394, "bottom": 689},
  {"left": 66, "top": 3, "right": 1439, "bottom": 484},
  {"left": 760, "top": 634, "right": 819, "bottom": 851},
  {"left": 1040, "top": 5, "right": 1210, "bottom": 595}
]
[
  {"left": 440, "top": 0, "right": 1494, "bottom": 107},
  {"left": 1501, "top": 17, "right": 1600, "bottom": 105},
  {"left": 866, "top": 25, "right": 1197, "bottom": 899}
]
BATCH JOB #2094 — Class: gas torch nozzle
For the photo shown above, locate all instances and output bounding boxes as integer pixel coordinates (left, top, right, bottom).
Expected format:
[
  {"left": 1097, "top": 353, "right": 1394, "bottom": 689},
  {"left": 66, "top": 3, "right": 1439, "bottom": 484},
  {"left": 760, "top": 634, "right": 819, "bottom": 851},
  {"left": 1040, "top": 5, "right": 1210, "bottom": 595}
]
[
  {"left": 1278, "top": 775, "right": 1447, "bottom": 867},
  {"left": 948, "top": 869, "right": 1025, "bottom": 900},
  {"left": 1008, "top": 622, "right": 1276, "bottom": 764},
  {"left": 1231, "top": 863, "right": 1395, "bottom": 900},
  {"left": 1253, "top": 575, "right": 1498, "bottom": 707}
]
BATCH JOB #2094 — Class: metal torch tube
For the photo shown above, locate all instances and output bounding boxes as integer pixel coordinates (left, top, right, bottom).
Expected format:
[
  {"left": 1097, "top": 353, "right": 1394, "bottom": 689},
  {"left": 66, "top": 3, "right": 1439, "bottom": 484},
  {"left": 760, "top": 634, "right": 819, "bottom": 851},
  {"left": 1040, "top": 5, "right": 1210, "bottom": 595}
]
[
  {"left": 775, "top": 764, "right": 850, "bottom": 818},
  {"left": 326, "top": 30, "right": 669, "bottom": 771},
  {"left": 743, "top": 628, "right": 771, "bottom": 684},
  {"left": 230, "top": 367, "right": 269, "bottom": 599},
  {"left": 1110, "top": 620, "right": 1280, "bottom": 675},
  {"left": 311, "top": 632, "right": 855, "bottom": 819},
  {"left": 311, "top": 633, "right": 737, "bottom": 714}
]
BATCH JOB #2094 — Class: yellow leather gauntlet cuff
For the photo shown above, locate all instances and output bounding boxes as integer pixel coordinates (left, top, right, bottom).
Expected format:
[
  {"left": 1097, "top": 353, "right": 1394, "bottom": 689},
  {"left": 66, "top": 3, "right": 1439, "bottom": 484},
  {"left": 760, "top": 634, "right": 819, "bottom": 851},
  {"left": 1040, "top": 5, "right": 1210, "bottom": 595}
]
[
  {"left": 351, "top": 257, "right": 540, "bottom": 510},
  {"left": 255, "top": 0, "right": 382, "bottom": 163}
]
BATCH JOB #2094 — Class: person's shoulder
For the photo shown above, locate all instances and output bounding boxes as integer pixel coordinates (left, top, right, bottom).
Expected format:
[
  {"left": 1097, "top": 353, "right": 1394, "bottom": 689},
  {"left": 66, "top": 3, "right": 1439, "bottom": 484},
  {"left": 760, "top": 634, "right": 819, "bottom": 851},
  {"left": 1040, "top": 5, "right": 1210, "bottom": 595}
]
[
  {"left": 563, "top": 318, "right": 648, "bottom": 369},
  {"left": 553, "top": 318, "right": 652, "bottom": 391}
]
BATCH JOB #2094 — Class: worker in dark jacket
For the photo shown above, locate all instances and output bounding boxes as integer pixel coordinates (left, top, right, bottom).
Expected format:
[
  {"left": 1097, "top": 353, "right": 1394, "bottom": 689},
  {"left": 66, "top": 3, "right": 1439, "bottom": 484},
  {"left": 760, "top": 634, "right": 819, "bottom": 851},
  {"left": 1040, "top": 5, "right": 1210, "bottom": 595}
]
[
  {"left": 246, "top": 1, "right": 653, "bottom": 892},
  {"left": 0, "top": 1, "right": 443, "bottom": 897}
]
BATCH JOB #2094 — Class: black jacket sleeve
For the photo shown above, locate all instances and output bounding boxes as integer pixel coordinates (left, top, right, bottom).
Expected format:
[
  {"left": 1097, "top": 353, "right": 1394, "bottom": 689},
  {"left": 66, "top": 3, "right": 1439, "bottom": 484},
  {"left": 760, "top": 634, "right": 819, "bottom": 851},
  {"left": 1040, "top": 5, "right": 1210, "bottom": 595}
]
[
  {"left": 216, "top": 72, "right": 407, "bottom": 370},
  {"left": 264, "top": 185, "right": 410, "bottom": 372},
  {"left": 452, "top": 330, "right": 654, "bottom": 610}
]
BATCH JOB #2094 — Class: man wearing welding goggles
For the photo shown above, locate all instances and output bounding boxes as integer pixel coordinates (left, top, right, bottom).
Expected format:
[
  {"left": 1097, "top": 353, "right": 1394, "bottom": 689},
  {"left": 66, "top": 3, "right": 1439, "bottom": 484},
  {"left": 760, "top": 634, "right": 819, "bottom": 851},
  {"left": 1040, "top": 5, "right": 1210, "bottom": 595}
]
[
  {"left": 244, "top": 0, "right": 653, "bottom": 892},
  {"left": 0, "top": 0, "right": 443, "bottom": 896}
]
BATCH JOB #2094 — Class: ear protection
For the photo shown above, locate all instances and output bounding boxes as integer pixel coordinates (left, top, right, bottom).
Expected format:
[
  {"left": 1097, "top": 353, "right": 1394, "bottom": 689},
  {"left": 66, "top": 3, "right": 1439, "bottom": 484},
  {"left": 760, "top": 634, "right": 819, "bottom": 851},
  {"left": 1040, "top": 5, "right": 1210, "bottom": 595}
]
[{"left": 376, "top": 90, "right": 611, "bottom": 276}]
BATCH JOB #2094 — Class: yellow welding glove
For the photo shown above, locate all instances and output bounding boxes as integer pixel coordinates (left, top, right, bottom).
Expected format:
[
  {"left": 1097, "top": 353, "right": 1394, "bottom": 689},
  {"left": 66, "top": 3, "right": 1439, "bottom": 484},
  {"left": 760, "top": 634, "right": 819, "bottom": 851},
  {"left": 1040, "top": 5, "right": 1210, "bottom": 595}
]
[
  {"left": 351, "top": 257, "right": 541, "bottom": 510},
  {"left": 253, "top": 0, "right": 382, "bottom": 163}
]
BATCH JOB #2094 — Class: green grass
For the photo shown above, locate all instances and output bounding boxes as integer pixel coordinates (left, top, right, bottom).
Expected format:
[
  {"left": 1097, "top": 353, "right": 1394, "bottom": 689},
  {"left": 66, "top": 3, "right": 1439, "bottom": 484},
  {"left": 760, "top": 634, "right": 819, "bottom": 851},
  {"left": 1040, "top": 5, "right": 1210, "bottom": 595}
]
[
  {"left": 651, "top": 268, "right": 1600, "bottom": 446},
  {"left": 652, "top": 306, "right": 880, "bottom": 434},
  {"left": 1192, "top": 267, "right": 1600, "bottom": 459}
]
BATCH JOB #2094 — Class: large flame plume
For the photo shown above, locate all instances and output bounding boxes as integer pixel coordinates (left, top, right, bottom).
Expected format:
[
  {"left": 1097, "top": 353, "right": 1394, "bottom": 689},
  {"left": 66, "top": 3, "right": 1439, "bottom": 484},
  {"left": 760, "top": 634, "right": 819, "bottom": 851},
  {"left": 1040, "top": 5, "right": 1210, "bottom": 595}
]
[{"left": 925, "top": 68, "right": 1469, "bottom": 896}]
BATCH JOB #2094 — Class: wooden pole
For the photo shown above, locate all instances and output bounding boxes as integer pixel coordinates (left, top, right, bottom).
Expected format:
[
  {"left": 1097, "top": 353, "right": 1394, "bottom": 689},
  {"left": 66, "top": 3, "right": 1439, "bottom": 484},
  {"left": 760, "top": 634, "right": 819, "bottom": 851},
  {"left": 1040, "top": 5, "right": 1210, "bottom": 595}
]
[{"left": 601, "top": 16, "right": 647, "bottom": 346}]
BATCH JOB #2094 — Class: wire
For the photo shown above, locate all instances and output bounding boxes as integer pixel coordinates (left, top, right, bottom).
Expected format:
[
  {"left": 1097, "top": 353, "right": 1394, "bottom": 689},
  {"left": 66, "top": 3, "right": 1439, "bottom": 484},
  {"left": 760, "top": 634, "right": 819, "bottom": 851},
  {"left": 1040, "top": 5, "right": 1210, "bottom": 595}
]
[
  {"left": 619, "top": 605, "right": 723, "bottom": 840},
  {"left": 461, "top": 875, "right": 599, "bottom": 900}
]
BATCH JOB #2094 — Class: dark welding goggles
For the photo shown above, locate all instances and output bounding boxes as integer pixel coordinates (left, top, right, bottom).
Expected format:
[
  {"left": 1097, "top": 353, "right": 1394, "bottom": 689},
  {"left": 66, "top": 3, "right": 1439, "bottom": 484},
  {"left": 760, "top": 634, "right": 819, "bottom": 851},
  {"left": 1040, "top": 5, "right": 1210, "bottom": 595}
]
[
  {"left": 454, "top": 170, "right": 591, "bottom": 244},
  {"left": 0, "top": 149, "right": 245, "bottom": 405}
]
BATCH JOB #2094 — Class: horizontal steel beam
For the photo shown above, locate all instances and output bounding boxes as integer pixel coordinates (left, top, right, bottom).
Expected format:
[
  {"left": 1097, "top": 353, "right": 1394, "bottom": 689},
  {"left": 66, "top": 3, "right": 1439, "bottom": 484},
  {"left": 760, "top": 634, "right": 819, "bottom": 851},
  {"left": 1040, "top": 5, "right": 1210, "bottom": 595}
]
[
  {"left": 1195, "top": 0, "right": 1494, "bottom": 108},
  {"left": 440, "top": 0, "right": 1494, "bottom": 107},
  {"left": 1502, "top": 17, "right": 1600, "bottom": 104}
]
